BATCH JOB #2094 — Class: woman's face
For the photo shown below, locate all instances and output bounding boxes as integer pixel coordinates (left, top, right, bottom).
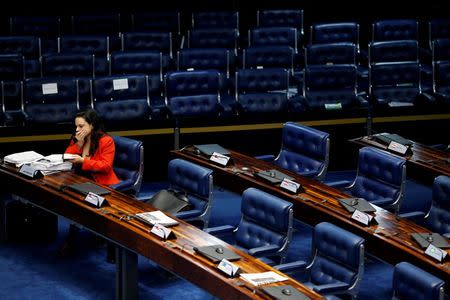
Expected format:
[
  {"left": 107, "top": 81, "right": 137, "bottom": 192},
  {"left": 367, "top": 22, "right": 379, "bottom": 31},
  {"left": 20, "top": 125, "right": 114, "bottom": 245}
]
[{"left": 75, "top": 117, "right": 93, "bottom": 136}]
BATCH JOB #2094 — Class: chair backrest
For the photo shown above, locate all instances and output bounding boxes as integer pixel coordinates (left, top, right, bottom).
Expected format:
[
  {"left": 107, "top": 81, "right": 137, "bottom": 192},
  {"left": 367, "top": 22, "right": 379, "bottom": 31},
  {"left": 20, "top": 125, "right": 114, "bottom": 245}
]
[
  {"left": 433, "top": 61, "right": 450, "bottom": 98},
  {"left": 192, "top": 11, "right": 239, "bottom": 30},
  {"left": 177, "top": 48, "right": 230, "bottom": 77},
  {"left": 249, "top": 27, "right": 298, "bottom": 52},
  {"left": 236, "top": 68, "right": 289, "bottom": 114},
  {"left": 305, "top": 42, "right": 357, "bottom": 66},
  {"left": 349, "top": 147, "right": 406, "bottom": 212},
  {"left": 310, "top": 222, "right": 365, "bottom": 297},
  {"left": 274, "top": 122, "right": 330, "bottom": 180},
  {"left": 0, "top": 36, "right": 41, "bottom": 78},
  {"left": 392, "top": 262, "right": 445, "bottom": 300},
  {"left": 41, "top": 53, "right": 95, "bottom": 78},
  {"left": 111, "top": 135, "right": 144, "bottom": 196},
  {"left": 372, "top": 19, "right": 418, "bottom": 42},
  {"left": 131, "top": 11, "right": 181, "bottom": 35},
  {"left": 369, "top": 40, "right": 419, "bottom": 64},
  {"left": 165, "top": 70, "right": 220, "bottom": 118},
  {"left": 310, "top": 22, "right": 359, "bottom": 50},
  {"left": 92, "top": 74, "right": 151, "bottom": 122},
  {"left": 235, "top": 187, "right": 293, "bottom": 261},
  {"left": 257, "top": 9, "right": 304, "bottom": 35},
  {"left": 429, "top": 19, "right": 450, "bottom": 50},
  {"left": 23, "top": 77, "right": 79, "bottom": 124},
  {"left": 168, "top": 158, "right": 213, "bottom": 228},
  {"left": 432, "top": 38, "right": 450, "bottom": 64},
  {"left": 187, "top": 29, "right": 238, "bottom": 55},
  {"left": 424, "top": 176, "right": 450, "bottom": 235},
  {"left": 0, "top": 54, "right": 24, "bottom": 80},
  {"left": 304, "top": 64, "right": 358, "bottom": 110},
  {"left": 243, "top": 45, "right": 294, "bottom": 73}
]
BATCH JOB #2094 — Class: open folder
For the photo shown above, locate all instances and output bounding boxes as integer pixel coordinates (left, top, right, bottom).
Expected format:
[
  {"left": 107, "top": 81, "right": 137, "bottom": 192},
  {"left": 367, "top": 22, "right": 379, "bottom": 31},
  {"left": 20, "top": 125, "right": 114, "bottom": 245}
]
[
  {"left": 339, "top": 197, "right": 376, "bottom": 213},
  {"left": 66, "top": 182, "right": 111, "bottom": 196}
]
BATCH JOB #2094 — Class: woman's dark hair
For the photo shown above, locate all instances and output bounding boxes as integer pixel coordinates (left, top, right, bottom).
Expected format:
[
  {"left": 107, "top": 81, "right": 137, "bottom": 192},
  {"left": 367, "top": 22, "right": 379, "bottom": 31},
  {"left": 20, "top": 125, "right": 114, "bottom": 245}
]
[{"left": 75, "top": 109, "right": 106, "bottom": 156}]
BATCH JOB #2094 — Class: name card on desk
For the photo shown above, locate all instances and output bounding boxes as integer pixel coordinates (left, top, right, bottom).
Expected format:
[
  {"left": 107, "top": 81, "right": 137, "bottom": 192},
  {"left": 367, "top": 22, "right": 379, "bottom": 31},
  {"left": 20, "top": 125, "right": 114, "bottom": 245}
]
[
  {"left": 218, "top": 259, "right": 240, "bottom": 277},
  {"left": 151, "top": 223, "right": 176, "bottom": 240},
  {"left": 351, "top": 209, "right": 373, "bottom": 226},
  {"left": 210, "top": 152, "right": 230, "bottom": 166},
  {"left": 425, "top": 244, "right": 448, "bottom": 263},
  {"left": 388, "top": 141, "right": 409, "bottom": 155},
  {"left": 280, "top": 178, "right": 301, "bottom": 193},
  {"left": 19, "top": 164, "right": 43, "bottom": 179},
  {"left": 85, "top": 192, "right": 106, "bottom": 207}
]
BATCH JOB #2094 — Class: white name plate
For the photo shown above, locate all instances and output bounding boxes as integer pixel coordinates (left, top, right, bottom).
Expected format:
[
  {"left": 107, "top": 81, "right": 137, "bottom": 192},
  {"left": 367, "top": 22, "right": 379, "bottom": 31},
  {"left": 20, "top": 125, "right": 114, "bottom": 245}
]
[
  {"left": 425, "top": 243, "right": 447, "bottom": 263},
  {"left": 113, "top": 78, "right": 129, "bottom": 90},
  {"left": 19, "top": 164, "right": 42, "bottom": 179},
  {"left": 151, "top": 223, "right": 175, "bottom": 240},
  {"left": 280, "top": 178, "right": 301, "bottom": 193},
  {"left": 388, "top": 141, "right": 408, "bottom": 155},
  {"left": 218, "top": 259, "right": 240, "bottom": 277},
  {"left": 210, "top": 152, "right": 230, "bottom": 166},
  {"left": 84, "top": 192, "right": 105, "bottom": 207},
  {"left": 42, "top": 83, "right": 58, "bottom": 95},
  {"left": 325, "top": 103, "right": 342, "bottom": 110},
  {"left": 351, "top": 209, "right": 373, "bottom": 226}
]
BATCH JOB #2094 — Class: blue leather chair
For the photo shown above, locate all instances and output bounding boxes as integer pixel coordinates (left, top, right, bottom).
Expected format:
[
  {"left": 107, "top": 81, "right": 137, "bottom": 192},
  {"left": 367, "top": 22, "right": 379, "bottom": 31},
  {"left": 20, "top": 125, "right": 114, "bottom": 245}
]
[
  {"left": 256, "top": 122, "right": 330, "bottom": 180},
  {"left": 369, "top": 40, "right": 419, "bottom": 64},
  {"left": 429, "top": 19, "right": 450, "bottom": 50},
  {"left": 306, "top": 42, "right": 357, "bottom": 66},
  {"left": 0, "top": 54, "right": 24, "bottom": 125},
  {"left": 235, "top": 68, "right": 289, "bottom": 115},
  {"left": 177, "top": 48, "right": 231, "bottom": 78},
  {"left": 302, "top": 64, "right": 368, "bottom": 111},
  {"left": 0, "top": 36, "right": 41, "bottom": 78},
  {"left": 192, "top": 11, "right": 239, "bottom": 30},
  {"left": 243, "top": 46, "right": 295, "bottom": 75},
  {"left": 91, "top": 74, "right": 151, "bottom": 122},
  {"left": 131, "top": 11, "right": 181, "bottom": 35},
  {"left": 372, "top": 19, "right": 418, "bottom": 42},
  {"left": 249, "top": 27, "right": 298, "bottom": 52},
  {"left": 110, "top": 136, "right": 144, "bottom": 196},
  {"left": 206, "top": 187, "right": 293, "bottom": 263},
  {"left": 392, "top": 262, "right": 445, "bottom": 300},
  {"left": 433, "top": 61, "right": 450, "bottom": 105},
  {"left": 275, "top": 222, "right": 365, "bottom": 299},
  {"left": 420, "top": 176, "right": 450, "bottom": 237},
  {"left": 23, "top": 77, "right": 79, "bottom": 124},
  {"left": 187, "top": 28, "right": 239, "bottom": 56},
  {"left": 328, "top": 147, "right": 406, "bottom": 213},
  {"left": 257, "top": 9, "right": 304, "bottom": 41}
]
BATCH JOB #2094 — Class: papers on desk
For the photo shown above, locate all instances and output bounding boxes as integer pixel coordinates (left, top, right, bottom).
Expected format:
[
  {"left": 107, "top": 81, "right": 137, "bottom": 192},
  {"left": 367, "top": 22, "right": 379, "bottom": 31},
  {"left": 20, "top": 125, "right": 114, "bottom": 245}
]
[
  {"left": 4, "top": 151, "right": 44, "bottom": 167},
  {"left": 135, "top": 210, "right": 179, "bottom": 227},
  {"left": 240, "top": 271, "right": 288, "bottom": 286}
]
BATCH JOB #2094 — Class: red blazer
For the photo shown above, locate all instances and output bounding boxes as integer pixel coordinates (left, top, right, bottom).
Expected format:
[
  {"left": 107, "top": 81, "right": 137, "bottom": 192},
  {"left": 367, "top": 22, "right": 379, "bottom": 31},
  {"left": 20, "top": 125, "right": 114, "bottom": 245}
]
[{"left": 65, "top": 135, "right": 120, "bottom": 186}]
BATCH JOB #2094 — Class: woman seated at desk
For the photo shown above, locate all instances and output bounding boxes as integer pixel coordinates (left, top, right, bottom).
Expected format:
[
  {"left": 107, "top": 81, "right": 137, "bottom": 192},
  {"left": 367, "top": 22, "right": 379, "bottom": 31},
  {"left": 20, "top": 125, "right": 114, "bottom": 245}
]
[{"left": 60, "top": 109, "right": 120, "bottom": 262}]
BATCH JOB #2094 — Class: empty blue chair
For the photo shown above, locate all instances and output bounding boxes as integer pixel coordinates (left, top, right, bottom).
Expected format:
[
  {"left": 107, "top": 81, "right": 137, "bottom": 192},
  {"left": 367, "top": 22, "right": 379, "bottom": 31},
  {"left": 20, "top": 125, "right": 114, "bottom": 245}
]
[
  {"left": 421, "top": 176, "right": 450, "bottom": 237},
  {"left": 236, "top": 68, "right": 289, "bottom": 115},
  {"left": 257, "top": 9, "right": 304, "bottom": 41},
  {"left": 392, "top": 262, "right": 444, "bottom": 300},
  {"left": 91, "top": 74, "right": 151, "bottom": 122},
  {"left": 276, "top": 222, "right": 365, "bottom": 299},
  {"left": 328, "top": 147, "right": 406, "bottom": 213},
  {"left": 110, "top": 136, "right": 144, "bottom": 196},
  {"left": 372, "top": 19, "right": 418, "bottom": 42},
  {"left": 256, "top": 122, "right": 330, "bottom": 180},
  {"left": 0, "top": 54, "right": 24, "bottom": 125},
  {"left": 131, "top": 11, "right": 181, "bottom": 35},
  {"left": 433, "top": 61, "right": 450, "bottom": 105},
  {"left": 306, "top": 42, "right": 357, "bottom": 66},
  {"left": 310, "top": 22, "right": 360, "bottom": 51},
  {"left": 243, "top": 45, "right": 294, "bottom": 74},
  {"left": 249, "top": 27, "right": 298, "bottom": 52},
  {"left": 429, "top": 19, "right": 450, "bottom": 50},
  {"left": 187, "top": 28, "right": 238, "bottom": 56},
  {"left": 206, "top": 187, "right": 293, "bottom": 263},
  {"left": 23, "top": 77, "right": 79, "bottom": 124},
  {"left": 177, "top": 48, "right": 230, "bottom": 77},
  {"left": 0, "top": 36, "right": 40, "bottom": 78},
  {"left": 192, "top": 11, "right": 239, "bottom": 30}
]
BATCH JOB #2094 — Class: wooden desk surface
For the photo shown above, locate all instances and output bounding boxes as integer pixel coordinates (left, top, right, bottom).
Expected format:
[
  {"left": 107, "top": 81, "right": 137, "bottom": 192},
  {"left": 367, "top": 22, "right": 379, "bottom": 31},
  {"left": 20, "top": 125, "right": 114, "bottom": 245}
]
[
  {"left": 350, "top": 135, "right": 450, "bottom": 180},
  {"left": 0, "top": 163, "right": 322, "bottom": 300},
  {"left": 172, "top": 147, "right": 450, "bottom": 285}
]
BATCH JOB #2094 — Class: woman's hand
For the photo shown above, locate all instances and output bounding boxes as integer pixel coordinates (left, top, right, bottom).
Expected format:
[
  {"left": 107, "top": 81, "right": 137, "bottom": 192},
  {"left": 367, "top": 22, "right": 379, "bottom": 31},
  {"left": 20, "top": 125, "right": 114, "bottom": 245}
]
[
  {"left": 68, "top": 154, "right": 84, "bottom": 164},
  {"left": 75, "top": 128, "right": 89, "bottom": 148}
]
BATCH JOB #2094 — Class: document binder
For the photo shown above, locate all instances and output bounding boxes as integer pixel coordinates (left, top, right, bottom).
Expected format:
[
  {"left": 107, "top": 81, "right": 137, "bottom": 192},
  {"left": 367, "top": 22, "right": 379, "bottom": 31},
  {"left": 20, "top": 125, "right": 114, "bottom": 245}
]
[
  {"left": 373, "top": 133, "right": 412, "bottom": 146},
  {"left": 193, "top": 245, "right": 241, "bottom": 263},
  {"left": 66, "top": 182, "right": 111, "bottom": 196}
]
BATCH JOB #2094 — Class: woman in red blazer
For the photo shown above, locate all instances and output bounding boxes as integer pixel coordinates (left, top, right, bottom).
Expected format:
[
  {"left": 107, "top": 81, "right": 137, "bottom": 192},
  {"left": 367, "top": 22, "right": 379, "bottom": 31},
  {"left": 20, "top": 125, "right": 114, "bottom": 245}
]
[
  {"left": 60, "top": 109, "right": 119, "bottom": 260},
  {"left": 65, "top": 109, "right": 120, "bottom": 186}
]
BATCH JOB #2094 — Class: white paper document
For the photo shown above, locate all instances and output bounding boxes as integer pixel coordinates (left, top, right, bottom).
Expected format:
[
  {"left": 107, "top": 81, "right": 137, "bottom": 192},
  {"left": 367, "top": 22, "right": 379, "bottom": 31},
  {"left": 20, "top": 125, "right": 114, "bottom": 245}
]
[
  {"left": 4, "top": 151, "right": 44, "bottom": 167},
  {"left": 240, "top": 271, "right": 288, "bottom": 286},
  {"left": 135, "top": 210, "right": 179, "bottom": 227}
]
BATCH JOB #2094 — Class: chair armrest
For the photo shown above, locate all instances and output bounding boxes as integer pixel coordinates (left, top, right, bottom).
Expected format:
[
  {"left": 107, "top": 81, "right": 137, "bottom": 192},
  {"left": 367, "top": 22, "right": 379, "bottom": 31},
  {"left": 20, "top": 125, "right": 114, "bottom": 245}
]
[
  {"left": 248, "top": 244, "right": 280, "bottom": 257},
  {"left": 274, "top": 260, "right": 308, "bottom": 273},
  {"left": 174, "top": 209, "right": 202, "bottom": 219},
  {"left": 356, "top": 93, "right": 369, "bottom": 107},
  {"left": 312, "top": 281, "right": 350, "bottom": 293},
  {"left": 370, "top": 198, "right": 393, "bottom": 207},
  {"left": 325, "top": 180, "right": 352, "bottom": 189},
  {"left": 255, "top": 154, "right": 275, "bottom": 162},
  {"left": 420, "top": 92, "right": 436, "bottom": 103},
  {"left": 398, "top": 211, "right": 426, "bottom": 221},
  {"left": 300, "top": 170, "right": 319, "bottom": 178},
  {"left": 205, "top": 225, "right": 235, "bottom": 235},
  {"left": 110, "top": 180, "right": 133, "bottom": 193}
]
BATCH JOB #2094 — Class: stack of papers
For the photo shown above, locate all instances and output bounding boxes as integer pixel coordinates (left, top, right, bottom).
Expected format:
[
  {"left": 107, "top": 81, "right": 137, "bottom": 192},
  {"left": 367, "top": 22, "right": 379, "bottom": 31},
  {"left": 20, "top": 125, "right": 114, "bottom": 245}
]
[
  {"left": 240, "top": 271, "right": 288, "bottom": 286},
  {"left": 135, "top": 210, "right": 179, "bottom": 227},
  {"left": 4, "top": 151, "right": 44, "bottom": 167},
  {"left": 29, "top": 154, "right": 73, "bottom": 175}
]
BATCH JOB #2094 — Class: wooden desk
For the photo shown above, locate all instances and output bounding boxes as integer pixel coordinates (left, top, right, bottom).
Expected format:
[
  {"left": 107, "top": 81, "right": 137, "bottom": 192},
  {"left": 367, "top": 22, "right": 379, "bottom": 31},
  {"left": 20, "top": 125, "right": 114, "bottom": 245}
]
[
  {"left": 0, "top": 163, "right": 322, "bottom": 300},
  {"left": 173, "top": 147, "right": 450, "bottom": 285},
  {"left": 350, "top": 135, "right": 450, "bottom": 182}
]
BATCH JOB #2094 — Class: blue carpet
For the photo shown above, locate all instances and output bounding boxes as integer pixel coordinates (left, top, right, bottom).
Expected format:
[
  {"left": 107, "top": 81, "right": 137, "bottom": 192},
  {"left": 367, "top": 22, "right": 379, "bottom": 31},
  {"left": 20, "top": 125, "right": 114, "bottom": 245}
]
[{"left": 0, "top": 177, "right": 437, "bottom": 299}]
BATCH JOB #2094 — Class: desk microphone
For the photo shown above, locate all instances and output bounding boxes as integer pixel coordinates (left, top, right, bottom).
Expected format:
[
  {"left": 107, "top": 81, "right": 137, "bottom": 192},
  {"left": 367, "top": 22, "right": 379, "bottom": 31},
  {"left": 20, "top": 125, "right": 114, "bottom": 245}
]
[{"left": 215, "top": 247, "right": 224, "bottom": 254}]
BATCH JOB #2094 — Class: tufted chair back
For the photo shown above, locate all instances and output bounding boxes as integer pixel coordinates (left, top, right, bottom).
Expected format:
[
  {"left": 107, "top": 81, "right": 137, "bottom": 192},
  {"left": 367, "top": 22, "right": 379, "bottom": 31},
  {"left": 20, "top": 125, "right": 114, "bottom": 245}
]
[
  {"left": 306, "top": 42, "right": 357, "bottom": 66},
  {"left": 165, "top": 70, "right": 221, "bottom": 118},
  {"left": 110, "top": 136, "right": 144, "bottom": 196},
  {"left": 347, "top": 147, "right": 406, "bottom": 213},
  {"left": 392, "top": 262, "right": 445, "bottom": 300},
  {"left": 187, "top": 29, "right": 238, "bottom": 54},
  {"left": 249, "top": 27, "right": 298, "bottom": 52},
  {"left": 369, "top": 40, "right": 419, "bottom": 64},
  {"left": 177, "top": 48, "right": 231, "bottom": 77},
  {"left": 424, "top": 176, "right": 450, "bottom": 236},
  {"left": 192, "top": 11, "right": 239, "bottom": 30},
  {"left": 92, "top": 74, "right": 151, "bottom": 122},
  {"left": 236, "top": 67, "right": 289, "bottom": 114},
  {"left": 168, "top": 158, "right": 213, "bottom": 228},
  {"left": 257, "top": 9, "right": 304, "bottom": 34},
  {"left": 235, "top": 187, "right": 293, "bottom": 262},
  {"left": 372, "top": 19, "right": 418, "bottom": 42},
  {"left": 310, "top": 22, "right": 360, "bottom": 49},
  {"left": 274, "top": 122, "right": 330, "bottom": 180},
  {"left": 23, "top": 77, "right": 79, "bottom": 124},
  {"left": 433, "top": 61, "right": 450, "bottom": 104},
  {"left": 309, "top": 222, "right": 365, "bottom": 299},
  {"left": 243, "top": 46, "right": 294, "bottom": 73}
]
